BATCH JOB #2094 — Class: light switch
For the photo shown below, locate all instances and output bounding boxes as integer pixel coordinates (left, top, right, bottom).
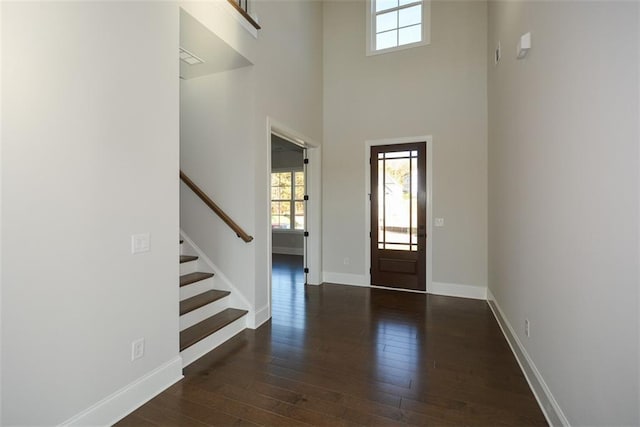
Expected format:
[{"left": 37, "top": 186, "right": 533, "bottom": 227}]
[
  {"left": 131, "top": 233, "right": 150, "bottom": 254},
  {"left": 517, "top": 32, "right": 531, "bottom": 59},
  {"left": 434, "top": 218, "right": 444, "bottom": 227}
]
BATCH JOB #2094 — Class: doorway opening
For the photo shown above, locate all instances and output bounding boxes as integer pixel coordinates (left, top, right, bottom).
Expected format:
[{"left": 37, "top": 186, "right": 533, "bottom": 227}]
[{"left": 270, "top": 133, "right": 307, "bottom": 324}]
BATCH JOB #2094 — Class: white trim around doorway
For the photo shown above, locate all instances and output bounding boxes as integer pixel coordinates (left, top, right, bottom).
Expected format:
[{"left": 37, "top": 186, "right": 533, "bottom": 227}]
[{"left": 364, "top": 135, "right": 433, "bottom": 293}]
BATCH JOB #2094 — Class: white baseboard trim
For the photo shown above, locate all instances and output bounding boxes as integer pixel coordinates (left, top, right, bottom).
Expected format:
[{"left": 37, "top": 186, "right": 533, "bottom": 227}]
[
  {"left": 322, "top": 272, "right": 367, "bottom": 287},
  {"left": 487, "top": 289, "right": 569, "bottom": 427},
  {"left": 429, "top": 281, "right": 487, "bottom": 300},
  {"left": 61, "top": 357, "right": 183, "bottom": 427},
  {"left": 272, "top": 247, "right": 304, "bottom": 256},
  {"left": 249, "top": 304, "right": 270, "bottom": 329}
]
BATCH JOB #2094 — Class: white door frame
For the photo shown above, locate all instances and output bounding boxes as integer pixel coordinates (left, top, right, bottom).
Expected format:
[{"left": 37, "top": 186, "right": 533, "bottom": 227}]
[
  {"left": 266, "top": 117, "right": 322, "bottom": 319},
  {"left": 364, "top": 136, "right": 433, "bottom": 293}
]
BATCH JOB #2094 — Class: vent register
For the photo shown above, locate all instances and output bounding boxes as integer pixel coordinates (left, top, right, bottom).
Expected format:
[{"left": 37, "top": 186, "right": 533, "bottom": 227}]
[{"left": 179, "top": 47, "right": 205, "bottom": 65}]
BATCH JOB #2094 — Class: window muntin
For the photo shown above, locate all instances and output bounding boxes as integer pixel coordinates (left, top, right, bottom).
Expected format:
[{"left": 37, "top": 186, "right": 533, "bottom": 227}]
[
  {"left": 271, "top": 171, "right": 305, "bottom": 230},
  {"left": 367, "top": 0, "right": 430, "bottom": 55}
]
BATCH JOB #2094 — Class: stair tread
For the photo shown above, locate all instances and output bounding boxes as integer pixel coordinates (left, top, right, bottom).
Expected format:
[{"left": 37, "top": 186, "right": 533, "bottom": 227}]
[
  {"left": 180, "top": 290, "right": 230, "bottom": 316},
  {"left": 180, "top": 272, "right": 214, "bottom": 287},
  {"left": 180, "top": 308, "right": 248, "bottom": 351},
  {"left": 180, "top": 255, "right": 198, "bottom": 264}
]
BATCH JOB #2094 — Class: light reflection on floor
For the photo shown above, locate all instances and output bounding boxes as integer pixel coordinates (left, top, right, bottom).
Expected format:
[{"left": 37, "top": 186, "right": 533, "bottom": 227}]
[{"left": 271, "top": 254, "right": 306, "bottom": 332}]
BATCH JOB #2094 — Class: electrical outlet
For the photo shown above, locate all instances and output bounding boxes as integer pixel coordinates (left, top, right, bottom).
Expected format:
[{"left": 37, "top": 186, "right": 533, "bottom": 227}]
[
  {"left": 524, "top": 319, "right": 530, "bottom": 338},
  {"left": 343, "top": 257, "right": 350, "bottom": 265},
  {"left": 131, "top": 338, "right": 145, "bottom": 361},
  {"left": 434, "top": 218, "right": 444, "bottom": 227}
]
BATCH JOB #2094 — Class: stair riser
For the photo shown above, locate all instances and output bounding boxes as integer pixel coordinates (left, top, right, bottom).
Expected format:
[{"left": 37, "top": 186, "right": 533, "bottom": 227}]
[
  {"left": 180, "top": 297, "right": 230, "bottom": 331},
  {"left": 180, "top": 316, "right": 247, "bottom": 367},
  {"left": 180, "top": 278, "right": 214, "bottom": 301},
  {"left": 179, "top": 260, "right": 199, "bottom": 276}
]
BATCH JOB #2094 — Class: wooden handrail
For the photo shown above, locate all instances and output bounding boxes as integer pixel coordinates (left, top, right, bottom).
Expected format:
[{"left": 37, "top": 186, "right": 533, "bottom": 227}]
[
  {"left": 180, "top": 171, "right": 254, "bottom": 243},
  {"left": 226, "top": 0, "right": 261, "bottom": 30}
]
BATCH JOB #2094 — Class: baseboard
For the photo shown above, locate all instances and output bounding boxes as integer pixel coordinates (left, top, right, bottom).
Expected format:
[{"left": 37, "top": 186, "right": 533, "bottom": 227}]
[
  {"left": 322, "top": 272, "right": 367, "bottom": 287},
  {"left": 429, "top": 281, "right": 487, "bottom": 300},
  {"left": 61, "top": 357, "right": 183, "bottom": 426},
  {"left": 272, "top": 247, "right": 304, "bottom": 256},
  {"left": 487, "top": 289, "right": 569, "bottom": 427},
  {"left": 248, "top": 304, "right": 270, "bottom": 329}
]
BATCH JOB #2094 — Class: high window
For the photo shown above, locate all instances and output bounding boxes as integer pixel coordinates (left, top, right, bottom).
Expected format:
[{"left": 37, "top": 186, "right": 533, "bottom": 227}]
[
  {"left": 366, "top": 0, "right": 430, "bottom": 55},
  {"left": 271, "top": 170, "right": 305, "bottom": 230}
]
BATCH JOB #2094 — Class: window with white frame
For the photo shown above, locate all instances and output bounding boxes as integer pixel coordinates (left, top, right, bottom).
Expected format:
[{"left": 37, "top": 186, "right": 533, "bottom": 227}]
[
  {"left": 366, "top": 0, "right": 430, "bottom": 55},
  {"left": 271, "top": 170, "right": 305, "bottom": 231}
]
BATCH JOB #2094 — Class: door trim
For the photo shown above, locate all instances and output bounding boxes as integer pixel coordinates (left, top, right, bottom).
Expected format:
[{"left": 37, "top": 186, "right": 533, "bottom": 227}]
[{"left": 364, "top": 136, "right": 433, "bottom": 293}]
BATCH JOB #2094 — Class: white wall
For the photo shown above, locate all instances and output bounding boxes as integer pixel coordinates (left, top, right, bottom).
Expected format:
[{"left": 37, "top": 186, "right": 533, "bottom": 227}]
[
  {"left": 1, "top": 2, "right": 180, "bottom": 425},
  {"left": 323, "top": 1, "right": 488, "bottom": 291},
  {"left": 487, "top": 1, "right": 639, "bottom": 425},
  {"left": 179, "top": 1, "right": 323, "bottom": 325}
]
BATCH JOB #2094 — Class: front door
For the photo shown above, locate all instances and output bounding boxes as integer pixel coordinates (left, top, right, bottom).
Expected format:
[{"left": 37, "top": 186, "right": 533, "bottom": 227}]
[{"left": 371, "top": 142, "right": 426, "bottom": 291}]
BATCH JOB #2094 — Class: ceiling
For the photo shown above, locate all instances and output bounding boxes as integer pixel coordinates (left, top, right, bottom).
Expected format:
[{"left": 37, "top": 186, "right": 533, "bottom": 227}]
[
  {"left": 179, "top": 9, "right": 252, "bottom": 80},
  {"left": 272, "top": 134, "right": 304, "bottom": 153}
]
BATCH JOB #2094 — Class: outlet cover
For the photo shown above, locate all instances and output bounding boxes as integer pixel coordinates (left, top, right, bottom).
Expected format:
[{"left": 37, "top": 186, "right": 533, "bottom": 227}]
[
  {"left": 434, "top": 218, "right": 444, "bottom": 227},
  {"left": 131, "top": 338, "right": 145, "bottom": 361}
]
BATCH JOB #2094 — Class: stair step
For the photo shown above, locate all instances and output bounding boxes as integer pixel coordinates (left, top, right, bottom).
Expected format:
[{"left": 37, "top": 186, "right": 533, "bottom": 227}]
[
  {"left": 180, "top": 290, "right": 230, "bottom": 316},
  {"left": 180, "top": 255, "right": 198, "bottom": 264},
  {"left": 180, "top": 272, "right": 214, "bottom": 287},
  {"left": 180, "top": 308, "right": 248, "bottom": 351}
]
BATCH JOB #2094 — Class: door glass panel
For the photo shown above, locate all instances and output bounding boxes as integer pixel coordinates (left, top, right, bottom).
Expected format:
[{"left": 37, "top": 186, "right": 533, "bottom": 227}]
[
  {"left": 378, "top": 160, "right": 385, "bottom": 244},
  {"left": 377, "top": 151, "right": 418, "bottom": 251},
  {"left": 384, "top": 150, "right": 411, "bottom": 159},
  {"left": 411, "top": 156, "right": 418, "bottom": 245},
  {"left": 386, "top": 243, "right": 411, "bottom": 251}
]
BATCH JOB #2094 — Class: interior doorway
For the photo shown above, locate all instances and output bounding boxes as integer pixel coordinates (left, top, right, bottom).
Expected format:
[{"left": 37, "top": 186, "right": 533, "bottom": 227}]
[{"left": 270, "top": 133, "right": 307, "bottom": 323}]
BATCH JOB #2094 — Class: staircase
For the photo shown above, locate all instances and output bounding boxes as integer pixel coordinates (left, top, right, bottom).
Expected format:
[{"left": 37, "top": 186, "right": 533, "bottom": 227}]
[{"left": 179, "top": 237, "right": 248, "bottom": 367}]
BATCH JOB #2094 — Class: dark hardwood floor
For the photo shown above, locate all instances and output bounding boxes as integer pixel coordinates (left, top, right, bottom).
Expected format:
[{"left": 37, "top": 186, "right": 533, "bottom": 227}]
[{"left": 118, "top": 254, "right": 547, "bottom": 426}]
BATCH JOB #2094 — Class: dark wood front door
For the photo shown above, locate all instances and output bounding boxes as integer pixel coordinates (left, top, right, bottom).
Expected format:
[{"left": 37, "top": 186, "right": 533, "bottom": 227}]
[{"left": 371, "top": 142, "right": 426, "bottom": 291}]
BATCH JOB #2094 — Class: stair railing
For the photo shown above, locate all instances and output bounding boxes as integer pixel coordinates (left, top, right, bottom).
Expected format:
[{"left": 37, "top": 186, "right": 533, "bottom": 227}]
[
  {"left": 227, "top": 0, "right": 261, "bottom": 30},
  {"left": 180, "top": 170, "right": 254, "bottom": 243}
]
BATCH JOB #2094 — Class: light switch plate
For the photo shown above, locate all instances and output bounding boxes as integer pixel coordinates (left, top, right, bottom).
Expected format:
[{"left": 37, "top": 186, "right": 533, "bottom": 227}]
[{"left": 131, "top": 233, "right": 150, "bottom": 254}]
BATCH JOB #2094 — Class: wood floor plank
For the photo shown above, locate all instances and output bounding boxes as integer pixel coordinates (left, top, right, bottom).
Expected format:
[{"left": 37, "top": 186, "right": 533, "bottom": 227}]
[{"left": 117, "top": 254, "right": 547, "bottom": 426}]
